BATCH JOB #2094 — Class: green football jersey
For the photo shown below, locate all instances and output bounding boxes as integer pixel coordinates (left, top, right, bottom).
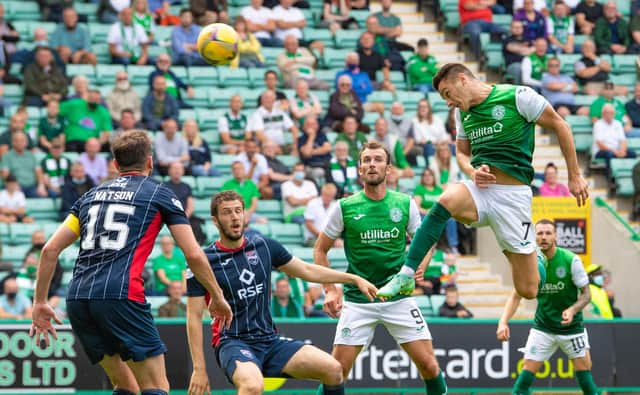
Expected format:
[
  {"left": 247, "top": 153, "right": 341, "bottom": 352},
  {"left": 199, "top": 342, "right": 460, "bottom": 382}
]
[
  {"left": 457, "top": 84, "right": 548, "bottom": 185},
  {"left": 534, "top": 247, "right": 589, "bottom": 335},
  {"left": 324, "top": 190, "right": 421, "bottom": 303}
]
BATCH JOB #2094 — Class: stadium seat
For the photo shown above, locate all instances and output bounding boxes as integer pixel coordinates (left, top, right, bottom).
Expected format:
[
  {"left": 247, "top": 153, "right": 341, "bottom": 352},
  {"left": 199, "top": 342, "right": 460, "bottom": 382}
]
[
  {"left": 196, "top": 108, "right": 223, "bottom": 130},
  {"left": 574, "top": 94, "right": 596, "bottom": 107},
  {"left": 415, "top": 295, "right": 433, "bottom": 317},
  {"left": 564, "top": 115, "right": 592, "bottom": 134},
  {"left": 627, "top": 137, "right": 640, "bottom": 152},
  {"left": 3, "top": 244, "right": 31, "bottom": 266},
  {"left": 127, "top": 65, "right": 155, "bottom": 86},
  {"left": 377, "top": 70, "right": 406, "bottom": 91},
  {"left": 0, "top": 223, "right": 10, "bottom": 244},
  {"left": 368, "top": 90, "right": 395, "bottom": 107},
  {"left": 616, "top": 176, "right": 635, "bottom": 196},
  {"left": 260, "top": 48, "right": 281, "bottom": 67},
  {"left": 196, "top": 176, "right": 226, "bottom": 198},
  {"left": 249, "top": 223, "right": 271, "bottom": 237},
  {"left": 609, "top": 74, "right": 636, "bottom": 90},
  {"left": 26, "top": 199, "right": 59, "bottom": 221},
  {"left": 315, "top": 69, "right": 339, "bottom": 85},
  {"left": 194, "top": 198, "right": 211, "bottom": 218},
  {"left": 303, "top": 28, "right": 333, "bottom": 44},
  {"left": 96, "top": 64, "right": 126, "bottom": 85},
  {"left": 213, "top": 154, "right": 237, "bottom": 174},
  {"left": 67, "top": 64, "right": 97, "bottom": 85},
  {"left": 217, "top": 67, "right": 251, "bottom": 88},
  {"left": 188, "top": 67, "right": 219, "bottom": 87},
  {"left": 89, "top": 23, "right": 112, "bottom": 44},
  {"left": 613, "top": 55, "right": 637, "bottom": 75},
  {"left": 183, "top": 87, "right": 209, "bottom": 108},
  {"left": 334, "top": 29, "right": 362, "bottom": 49},
  {"left": 91, "top": 43, "right": 111, "bottom": 64},
  {"left": 6, "top": 1, "right": 40, "bottom": 21},
  {"left": 322, "top": 48, "right": 350, "bottom": 69},
  {"left": 200, "top": 130, "right": 219, "bottom": 146},
  {"left": 430, "top": 294, "right": 446, "bottom": 315},
  {"left": 11, "top": 20, "right": 30, "bottom": 37},
  {"left": 311, "top": 89, "right": 330, "bottom": 107},
  {"left": 75, "top": 2, "right": 98, "bottom": 21},
  {"left": 395, "top": 90, "right": 425, "bottom": 112},
  {"left": 556, "top": 53, "right": 582, "bottom": 74},
  {"left": 427, "top": 92, "right": 448, "bottom": 113},
  {"left": 327, "top": 248, "right": 348, "bottom": 271},
  {"left": 492, "top": 14, "right": 512, "bottom": 30},
  {"left": 610, "top": 158, "right": 639, "bottom": 179},
  {"left": 573, "top": 134, "right": 592, "bottom": 153},
  {"left": 350, "top": 10, "right": 370, "bottom": 25},
  {"left": 399, "top": 177, "right": 416, "bottom": 191},
  {"left": 9, "top": 223, "right": 43, "bottom": 245},
  {"left": 3, "top": 84, "right": 23, "bottom": 103},
  {"left": 270, "top": 223, "right": 303, "bottom": 245},
  {"left": 179, "top": 108, "right": 197, "bottom": 124},
  {"left": 154, "top": 26, "right": 174, "bottom": 44},
  {"left": 256, "top": 200, "right": 283, "bottom": 221}
]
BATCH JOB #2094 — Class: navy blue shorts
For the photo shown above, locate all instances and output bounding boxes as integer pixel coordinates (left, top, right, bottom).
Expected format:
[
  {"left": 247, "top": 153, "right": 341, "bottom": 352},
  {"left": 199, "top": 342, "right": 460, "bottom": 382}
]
[
  {"left": 67, "top": 299, "right": 167, "bottom": 364},
  {"left": 215, "top": 336, "right": 306, "bottom": 382}
]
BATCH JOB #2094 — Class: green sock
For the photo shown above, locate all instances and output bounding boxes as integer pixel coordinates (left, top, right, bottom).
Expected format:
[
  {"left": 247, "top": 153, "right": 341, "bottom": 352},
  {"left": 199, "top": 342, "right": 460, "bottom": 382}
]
[
  {"left": 513, "top": 370, "right": 535, "bottom": 395},
  {"left": 576, "top": 370, "right": 598, "bottom": 395},
  {"left": 424, "top": 371, "right": 447, "bottom": 395},
  {"left": 406, "top": 202, "right": 452, "bottom": 270}
]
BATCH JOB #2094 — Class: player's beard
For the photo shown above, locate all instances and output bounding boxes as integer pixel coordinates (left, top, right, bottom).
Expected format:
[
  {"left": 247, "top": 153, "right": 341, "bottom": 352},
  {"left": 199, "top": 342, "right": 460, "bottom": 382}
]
[
  {"left": 221, "top": 222, "right": 244, "bottom": 241},
  {"left": 363, "top": 173, "right": 386, "bottom": 186}
]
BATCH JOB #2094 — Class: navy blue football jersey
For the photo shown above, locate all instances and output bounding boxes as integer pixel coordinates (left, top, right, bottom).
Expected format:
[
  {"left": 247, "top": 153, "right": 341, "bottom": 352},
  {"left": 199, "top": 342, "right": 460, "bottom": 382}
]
[
  {"left": 187, "top": 235, "right": 293, "bottom": 346},
  {"left": 67, "top": 175, "right": 189, "bottom": 302}
]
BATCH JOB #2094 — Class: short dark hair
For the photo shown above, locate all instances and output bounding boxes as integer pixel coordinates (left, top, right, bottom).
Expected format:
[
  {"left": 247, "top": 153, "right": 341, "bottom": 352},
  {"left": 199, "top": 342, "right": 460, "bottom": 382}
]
[
  {"left": 545, "top": 162, "right": 558, "bottom": 171},
  {"left": 264, "top": 70, "right": 278, "bottom": 79},
  {"left": 210, "top": 190, "right": 245, "bottom": 217},
  {"left": 5, "top": 174, "right": 16, "bottom": 183},
  {"left": 121, "top": 108, "right": 134, "bottom": 116},
  {"left": 180, "top": 7, "right": 191, "bottom": 15},
  {"left": 445, "top": 285, "right": 458, "bottom": 293},
  {"left": 111, "top": 130, "right": 152, "bottom": 172},
  {"left": 536, "top": 218, "right": 556, "bottom": 229},
  {"left": 358, "top": 141, "right": 391, "bottom": 165},
  {"left": 417, "top": 38, "right": 429, "bottom": 47},
  {"left": 432, "top": 63, "right": 475, "bottom": 92}
]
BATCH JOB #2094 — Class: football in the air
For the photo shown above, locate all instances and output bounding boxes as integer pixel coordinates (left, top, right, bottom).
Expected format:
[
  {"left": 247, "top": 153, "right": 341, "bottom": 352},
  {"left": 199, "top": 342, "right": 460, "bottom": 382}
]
[{"left": 197, "top": 23, "right": 239, "bottom": 66}]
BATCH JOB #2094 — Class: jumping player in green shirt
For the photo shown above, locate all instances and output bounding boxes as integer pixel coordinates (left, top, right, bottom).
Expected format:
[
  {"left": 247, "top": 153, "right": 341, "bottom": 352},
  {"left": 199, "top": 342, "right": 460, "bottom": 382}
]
[
  {"left": 378, "top": 63, "right": 589, "bottom": 301},
  {"left": 497, "top": 219, "right": 597, "bottom": 395}
]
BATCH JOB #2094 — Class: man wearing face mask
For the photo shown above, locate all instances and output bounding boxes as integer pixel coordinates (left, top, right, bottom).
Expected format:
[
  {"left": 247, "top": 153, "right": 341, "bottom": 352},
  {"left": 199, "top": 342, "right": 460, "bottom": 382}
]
[
  {"left": 386, "top": 102, "right": 420, "bottom": 167},
  {"left": 58, "top": 162, "right": 95, "bottom": 221},
  {"left": 106, "top": 71, "right": 142, "bottom": 125},
  {"left": 281, "top": 162, "right": 318, "bottom": 224},
  {"left": 60, "top": 90, "right": 113, "bottom": 153},
  {"left": 0, "top": 278, "right": 32, "bottom": 320},
  {"left": 585, "top": 264, "right": 614, "bottom": 319}
]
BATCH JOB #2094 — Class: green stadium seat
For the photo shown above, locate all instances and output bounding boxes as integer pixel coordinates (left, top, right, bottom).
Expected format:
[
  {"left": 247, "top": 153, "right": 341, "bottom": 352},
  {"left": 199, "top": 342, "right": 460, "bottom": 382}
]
[
  {"left": 609, "top": 73, "right": 636, "bottom": 89},
  {"left": 247, "top": 67, "right": 273, "bottom": 88},
  {"left": 26, "top": 106, "right": 42, "bottom": 123},
  {"left": 492, "top": 14, "right": 512, "bottom": 30},
  {"left": 556, "top": 54, "right": 582, "bottom": 74},
  {"left": 3, "top": 84, "right": 22, "bottom": 103},
  {"left": 368, "top": 90, "right": 395, "bottom": 107},
  {"left": 327, "top": 248, "right": 348, "bottom": 271},
  {"left": 573, "top": 134, "right": 592, "bottom": 153},
  {"left": 376, "top": 70, "right": 406, "bottom": 91},
  {"left": 12, "top": 21, "right": 30, "bottom": 37},
  {"left": 172, "top": 66, "right": 189, "bottom": 82},
  {"left": 183, "top": 87, "right": 209, "bottom": 108},
  {"left": 443, "top": 11, "right": 459, "bottom": 30},
  {"left": 91, "top": 43, "right": 111, "bottom": 65},
  {"left": 179, "top": 108, "right": 197, "bottom": 124},
  {"left": 4, "top": 244, "right": 31, "bottom": 267},
  {"left": 196, "top": 176, "right": 225, "bottom": 198},
  {"left": 334, "top": 29, "right": 362, "bottom": 49},
  {"left": 362, "top": 111, "right": 381, "bottom": 126},
  {"left": 260, "top": 48, "right": 281, "bottom": 67},
  {"left": 427, "top": 92, "right": 448, "bottom": 113},
  {"left": 194, "top": 198, "right": 212, "bottom": 218},
  {"left": 38, "top": 22, "right": 59, "bottom": 37},
  {"left": 196, "top": 108, "right": 222, "bottom": 130},
  {"left": 613, "top": 55, "right": 637, "bottom": 74},
  {"left": 205, "top": 222, "right": 220, "bottom": 243},
  {"left": 188, "top": 66, "right": 219, "bottom": 87},
  {"left": 395, "top": 90, "right": 425, "bottom": 112},
  {"left": 230, "top": 87, "right": 261, "bottom": 106},
  {"left": 154, "top": 26, "right": 174, "bottom": 44},
  {"left": 180, "top": 175, "right": 197, "bottom": 191},
  {"left": 315, "top": 69, "right": 338, "bottom": 85},
  {"left": 147, "top": 296, "right": 167, "bottom": 316},
  {"left": 89, "top": 23, "right": 112, "bottom": 44},
  {"left": 564, "top": 115, "right": 592, "bottom": 134},
  {"left": 350, "top": 10, "right": 370, "bottom": 25},
  {"left": 200, "top": 130, "right": 220, "bottom": 145},
  {"left": 127, "top": 65, "right": 155, "bottom": 86},
  {"left": 66, "top": 64, "right": 97, "bottom": 85},
  {"left": 217, "top": 67, "right": 251, "bottom": 88},
  {"left": 303, "top": 28, "right": 333, "bottom": 44},
  {"left": 628, "top": 137, "right": 640, "bottom": 152},
  {"left": 6, "top": 1, "right": 40, "bottom": 21},
  {"left": 270, "top": 223, "right": 303, "bottom": 245},
  {"left": 214, "top": 154, "right": 237, "bottom": 174},
  {"left": 610, "top": 158, "right": 639, "bottom": 179},
  {"left": 279, "top": 155, "right": 298, "bottom": 168},
  {"left": 42, "top": 222, "right": 60, "bottom": 238},
  {"left": 75, "top": 3, "right": 98, "bottom": 21},
  {"left": 9, "top": 223, "right": 43, "bottom": 245},
  {"left": 399, "top": 177, "right": 416, "bottom": 191},
  {"left": 96, "top": 64, "right": 126, "bottom": 85},
  {"left": 311, "top": 89, "right": 330, "bottom": 107},
  {"left": 430, "top": 294, "right": 446, "bottom": 315},
  {"left": 574, "top": 94, "right": 596, "bottom": 107},
  {"left": 26, "top": 199, "right": 59, "bottom": 221},
  {"left": 616, "top": 176, "right": 635, "bottom": 196},
  {"left": 256, "top": 200, "right": 283, "bottom": 221},
  {"left": 322, "top": 48, "right": 350, "bottom": 69},
  {"left": 132, "top": 84, "right": 149, "bottom": 98},
  {"left": 249, "top": 223, "right": 271, "bottom": 237},
  {"left": 415, "top": 295, "right": 433, "bottom": 316}
]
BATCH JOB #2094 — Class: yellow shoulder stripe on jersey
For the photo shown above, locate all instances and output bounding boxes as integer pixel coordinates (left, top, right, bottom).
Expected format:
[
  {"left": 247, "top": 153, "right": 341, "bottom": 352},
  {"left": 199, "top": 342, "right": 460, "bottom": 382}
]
[{"left": 63, "top": 214, "right": 80, "bottom": 237}]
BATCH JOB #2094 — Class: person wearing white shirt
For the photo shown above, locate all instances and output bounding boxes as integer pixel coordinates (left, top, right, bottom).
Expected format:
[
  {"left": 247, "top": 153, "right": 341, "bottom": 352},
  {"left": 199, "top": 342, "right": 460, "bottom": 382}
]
[
  {"left": 272, "top": 0, "right": 305, "bottom": 41},
  {"left": 241, "top": 0, "right": 280, "bottom": 46},
  {"left": 248, "top": 90, "right": 299, "bottom": 154},
  {"left": 304, "top": 183, "right": 342, "bottom": 246},
  {"left": 107, "top": 7, "right": 149, "bottom": 65},
  {"left": 513, "top": 0, "right": 548, "bottom": 12},
  {"left": 592, "top": 104, "right": 637, "bottom": 172},
  {"left": 234, "top": 139, "right": 270, "bottom": 190},
  {"left": 411, "top": 99, "right": 448, "bottom": 162},
  {"left": 282, "top": 163, "right": 318, "bottom": 224},
  {"left": 0, "top": 175, "right": 32, "bottom": 223}
]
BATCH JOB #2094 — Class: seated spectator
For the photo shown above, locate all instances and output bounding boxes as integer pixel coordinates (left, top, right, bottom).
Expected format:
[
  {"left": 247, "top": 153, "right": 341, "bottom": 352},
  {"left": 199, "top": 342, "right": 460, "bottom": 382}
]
[
  {"left": 172, "top": 9, "right": 208, "bottom": 66},
  {"left": 222, "top": 161, "right": 267, "bottom": 224},
  {"left": 272, "top": 276, "right": 304, "bottom": 318},
  {"left": 631, "top": 6, "right": 640, "bottom": 53},
  {"left": 231, "top": 16, "right": 266, "bottom": 68},
  {"left": 38, "top": 100, "right": 66, "bottom": 152},
  {"left": 304, "top": 182, "right": 340, "bottom": 246},
  {"left": 514, "top": 0, "right": 547, "bottom": 42},
  {"left": 1, "top": 133, "right": 46, "bottom": 198},
  {"left": 385, "top": 165, "right": 406, "bottom": 193},
  {"left": 10, "top": 27, "right": 64, "bottom": 69},
  {"left": 256, "top": 70, "right": 289, "bottom": 109},
  {"left": 98, "top": 0, "right": 130, "bottom": 24},
  {"left": 438, "top": 286, "right": 473, "bottom": 318},
  {"left": 430, "top": 140, "right": 461, "bottom": 186},
  {"left": 594, "top": 1, "right": 630, "bottom": 55},
  {"left": 0, "top": 175, "right": 33, "bottom": 223},
  {"left": 414, "top": 248, "right": 447, "bottom": 295},
  {"left": 335, "top": 52, "right": 384, "bottom": 113},
  {"left": 164, "top": 161, "right": 196, "bottom": 220},
  {"left": 152, "top": 236, "right": 186, "bottom": 295},
  {"left": 335, "top": 115, "right": 368, "bottom": 159},
  {"left": 304, "top": 282, "right": 329, "bottom": 317},
  {"left": 298, "top": 117, "right": 331, "bottom": 180},
  {"left": 357, "top": 31, "right": 395, "bottom": 93},
  {"left": 158, "top": 281, "right": 187, "bottom": 317},
  {"left": 112, "top": 109, "right": 139, "bottom": 140},
  {"left": 0, "top": 114, "right": 33, "bottom": 157},
  {"left": 133, "top": 0, "right": 157, "bottom": 42},
  {"left": 219, "top": 95, "right": 250, "bottom": 154},
  {"left": 60, "top": 89, "right": 112, "bottom": 153},
  {"left": 325, "top": 75, "right": 366, "bottom": 132},
  {"left": 183, "top": 119, "right": 220, "bottom": 177},
  {"left": 22, "top": 47, "right": 68, "bottom": 107},
  {"left": 37, "top": 0, "right": 73, "bottom": 23},
  {"left": 371, "top": 117, "right": 414, "bottom": 178},
  {"left": 78, "top": 138, "right": 108, "bottom": 185},
  {"left": 624, "top": 82, "right": 640, "bottom": 137},
  {"left": 15, "top": 252, "right": 40, "bottom": 299},
  {"left": 0, "top": 3, "right": 20, "bottom": 57},
  {"left": 459, "top": 0, "right": 507, "bottom": 59},
  {"left": 503, "top": 20, "right": 534, "bottom": 84},
  {"left": 513, "top": 0, "right": 548, "bottom": 13},
  {"left": 521, "top": 37, "right": 549, "bottom": 89},
  {"left": 51, "top": 8, "right": 97, "bottom": 65},
  {"left": 412, "top": 99, "right": 448, "bottom": 164},
  {"left": 539, "top": 162, "right": 571, "bottom": 197},
  {"left": 541, "top": 57, "right": 587, "bottom": 117},
  {"left": 106, "top": 71, "right": 142, "bottom": 126},
  {"left": 59, "top": 162, "right": 94, "bottom": 220},
  {"left": 235, "top": 139, "right": 270, "bottom": 193},
  {"left": 586, "top": 264, "right": 614, "bottom": 319},
  {"left": 589, "top": 81, "right": 631, "bottom": 129},
  {"left": 249, "top": 90, "right": 299, "bottom": 154},
  {"left": 592, "top": 104, "right": 637, "bottom": 172},
  {"left": 108, "top": 7, "right": 149, "bottom": 65},
  {"left": 575, "top": 0, "right": 603, "bottom": 35},
  {"left": 574, "top": 39, "right": 614, "bottom": 95},
  {"left": 407, "top": 38, "right": 439, "bottom": 94},
  {"left": 372, "top": 0, "right": 414, "bottom": 52},
  {"left": 190, "top": 0, "right": 229, "bottom": 26},
  {"left": 327, "top": 141, "right": 358, "bottom": 197},
  {"left": 273, "top": 0, "right": 324, "bottom": 52},
  {"left": 155, "top": 118, "right": 190, "bottom": 175},
  {"left": 262, "top": 139, "right": 292, "bottom": 199},
  {"left": 142, "top": 75, "right": 181, "bottom": 131},
  {"left": 148, "top": 54, "right": 195, "bottom": 109},
  {"left": 278, "top": 35, "right": 328, "bottom": 90},
  {"left": 68, "top": 75, "right": 90, "bottom": 101},
  {"left": 319, "top": 0, "right": 359, "bottom": 33},
  {"left": 0, "top": 278, "right": 32, "bottom": 319},
  {"left": 387, "top": 102, "right": 419, "bottom": 166},
  {"left": 40, "top": 142, "right": 71, "bottom": 197},
  {"left": 547, "top": 0, "right": 575, "bottom": 54},
  {"left": 241, "top": 0, "right": 280, "bottom": 47},
  {"left": 281, "top": 162, "right": 318, "bottom": 224},
  {"left": 290, "top": 80, "right": 323, "bottom": 128}
]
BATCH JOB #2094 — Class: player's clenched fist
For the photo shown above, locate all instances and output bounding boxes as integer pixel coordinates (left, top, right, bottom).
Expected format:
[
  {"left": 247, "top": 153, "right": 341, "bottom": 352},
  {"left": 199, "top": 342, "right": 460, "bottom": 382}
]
[
  {"left": 496, "top": 321, "right": 510, "bottom": 342},
  {"left": 323, "top": 288, "right": 343, "bottom": 318},
  {"left": 209, "top": 295, "right": 233, "bottom": 330}
]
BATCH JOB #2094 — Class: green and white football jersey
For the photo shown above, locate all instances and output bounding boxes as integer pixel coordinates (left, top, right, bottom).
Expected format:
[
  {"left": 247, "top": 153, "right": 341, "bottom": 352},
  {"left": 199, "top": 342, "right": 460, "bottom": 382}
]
[
  {"left": 456, "top": 84, "right": 549, "bottom": 185},
  {"left": 324, "top": 190, "right": 421, "bottom": 303}
]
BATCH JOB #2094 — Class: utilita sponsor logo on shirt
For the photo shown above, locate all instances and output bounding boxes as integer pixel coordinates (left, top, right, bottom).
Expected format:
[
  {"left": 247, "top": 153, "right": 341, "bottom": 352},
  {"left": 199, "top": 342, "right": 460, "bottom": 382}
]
[{"left": 359, "top": 227, "right": 401, "bottom": 244}]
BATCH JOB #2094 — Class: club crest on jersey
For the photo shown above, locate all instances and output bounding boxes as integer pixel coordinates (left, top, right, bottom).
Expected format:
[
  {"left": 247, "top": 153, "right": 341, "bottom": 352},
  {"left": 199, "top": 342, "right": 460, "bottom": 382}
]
[
  {"left": 246, "top": 250, "right": 259, "bottom": 265},
  {"left": 240, "top": 349, "right": 253, "bottom": 358},
  {"left": 389, "top": 207, "right": 402, "bottom": 223},
  {"left": 556, "top": 267, "right": 566, "bottom": 279},
  {"left": 492, "top": 105, "right": 505, "bottom": 121}
]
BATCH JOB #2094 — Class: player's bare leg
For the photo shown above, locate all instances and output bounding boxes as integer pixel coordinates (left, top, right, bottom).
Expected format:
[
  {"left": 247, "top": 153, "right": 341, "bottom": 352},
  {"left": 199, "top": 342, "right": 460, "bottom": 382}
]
[
  {"left": 99, "top": 354, "right": 139, "bottom": 394},
  {"left": 573, "top": 352, "right": 598, "bottom": 395},
  {"left": 401, "top": 340, "right": 447, "bottom": 395},
  {"left": 331, "top": 344, "right": 364, "bottom": 379},
  {"left": 126, "top": 354, "right": 170, "bottom": 393},
  {"left": 232, "top": 361, "right": 265, "bottom": 395},
  {"left": 282, "top": 345, "right": 344, "bottom": 389},
  {"left": 505, "top": 251, "right": 540, "bottom": 299}
]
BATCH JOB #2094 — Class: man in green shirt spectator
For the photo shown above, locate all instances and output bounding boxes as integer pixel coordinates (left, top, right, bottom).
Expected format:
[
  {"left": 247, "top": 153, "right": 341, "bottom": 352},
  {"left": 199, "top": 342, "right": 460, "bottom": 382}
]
[
  {"left": 1, "top": 132, "right": 46, "bottom": 197},
  {"left": 271, "top": 276, "right": 304, "bottom": 318},
  {"left": 371, "top": 117, "right": 414, "bottom": 178},
  {"left": 222, "top": 161, "right": 267, "bottom": 224},
  {"left": 60, "top": 90, "right": 113, "bottom": 153},
  {"left": 407, "top": 38, "right": 439, "bottom": 94},
  {"left": 589, "top": 81, "right": 631, "bottom": 130},
  {"left": 38, "top": 100, "right": 66, "bottom": 152},
  {"left": 152, "top": 235, "right": 187, "bottom": 294},
  {"left": 40, "top": 142, "right": 71, "bottom": 197},
  {"left": 593, "top": 1, "right": 629, "bottom": 55}
]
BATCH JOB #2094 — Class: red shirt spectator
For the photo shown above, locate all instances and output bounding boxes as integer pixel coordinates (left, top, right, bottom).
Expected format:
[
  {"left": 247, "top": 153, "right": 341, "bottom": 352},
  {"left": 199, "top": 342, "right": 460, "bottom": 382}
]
[{"left": 459, "top": 0, "right": 493, "bottom": 25}]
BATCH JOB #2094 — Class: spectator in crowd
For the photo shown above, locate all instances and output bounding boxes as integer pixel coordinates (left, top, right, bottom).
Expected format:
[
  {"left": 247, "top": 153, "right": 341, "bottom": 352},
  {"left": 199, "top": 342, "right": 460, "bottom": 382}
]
[
  {"left": 0, "top": 3, "right": 19, "bottom": 59},
  {"left": 190, "top": 0, "right": 229, "bottom": 25},
  {"left": 281, "top": 162, "right": 318, "bottom": 224},
  {"left": 589, "top": 81, "right": 630, "bottom": 128},
  {"left": 133, "top": 0, "right": 156, "bottom": 41},
  {"left": 602, "top": 269, "right": 622, "bottom": 317},
  {"left": 335, "top": 52, "right": 384, "bottom": 113},
  {"left": 539, "top": 162, "right": 572, "bottom": 197},
  {"left": 592, "top": 104, "right": 637, "bottom": 174},
  {"left": 503, "top": 20, "right": 534, "bottom": 84},
  {"left": 78, "top": 138, "right": 108, "bottom": 185},
  {"left": 164, "top": 161, "right": 195, "bottom": 220},
  {"left": 262, "top": 139, "right": 292, "bottom": 199},
  {"left": 222, "top": 161, "right": 267, "bottom": 224},
  {"left": 172, "top": 8, "right": 208, "bottom": 66},
  {"left": 387, "top": 102, "right": 419, "bottom": 166},
  {"left": 15, "top": 252, "right": 38, "bottom": 299},
  {"left": 325, "top": 75, "right": 365, "bottom": 132},
  {"left": 183, "top": 119, "right": 219, "bottom": 177},
  {"left": 371, "top": 117, "right": 414, "bottom": 178},
  {"left": 541, "top": 57, "right": 585, "bottom": 117},
  {"left": 69, "top": 75, "right": 90, "bottom": 101},
  {"left": 547, "top": 0, "right": 575, "bottom": 54},
  {"left": 298, "top": 117, "right": 331, "bottom": 180},
  {"left": 1, "top": 133, "right": 46, "bottom": 198},
  {"left": 585, "top": 264, "right": 614, "bottom": 319},
  {"left": 326, "top": 140, "right": 358, "bottom": 198},
  {"left": 241, "top": 0, "right": 280, "bottom": 47},
  {"left": 51, "top": 8, "right": 96, "bottom": 65},
  {"left": 594, "top": 1, "right": 630, "bottom": 55},
  {"left": 106, "top": 71, "right": 142, "bottom": 126},
  {"left": 624, "top": 83, "right": 640, "bottom": 137},
  {"left": 0, "top": 278, "right": 32, "bottom": 319},
  {"left": 357, "top": 31, "right": 395, "bottom": 93},
  {"left": 407, "top": 38, "right": 439, "bottom": 94},
  {"left": 459, "top": 0, "right": 507, "bottom": 59},
  {"left": 38, "top": 100, "right": 65, "bottom": 152},
  {"left": 430, "top": 140, "right": 460, "bottom": 186},
  {"left": 40, "top": 141, "right": 71, "bottom": 197},
  {"left": 438, "top": 286, "right": 473, "bottom": 318},
  {"left": 631, "top": 5, "right": 640, "bottom": 53},
  {"left": 60, "top": 89, "right": 112, "bottom": 153},
  {"left": 304, "top": 182, "right": 339, "bottom": 246},
  {"left": 574, "top": 39, "right": 613, "bottom": 95},
  {"left": 219, "top": 95, "right": 250, "bottom": 154},
  {"left": 304, "top": 283, "right": 329, "bottom": 317},
  {"left": 272, "top": 276, "right": 304, "bottom": 318},
  {"left": 575, "top": 0, "right": 603, "bottom": 35},
  {"left": 0, "top": 175, "right": 33, "bottom": 223},
  {"left": 372, "top": 0, "right": 413, "bottom": 52},
  {"left": 272, "top": 0, "right": 307, "bottom": 45},
  {"left": 11, "top": 27, "right": 64, "bottom": 68},
  {"left": 290, "top": 80, "right": 323, "bottom": 128},
  {"left": 277, "top": 35, "right": 328, "bottom": 90},
  {"left": 98, "top": 0, "right": 130, "bottom": 24},
  {"left": 142, "top": 75, "right": 181, "bottom": 131},
  {"left": 235, "top": 139, "right": 270, "bottom": 192},
  {"left": 112, "top": 109, "right": 138, "bottom": 140},
  {"left": 152, "top": 236, "right": 186, "bottom": 294},
  {"left": 514, "top": 0, "right": 547, "bottom": 42},
  {"left": 412, "top": 99, "right": 448, "bottom": 164},
  {"left": 319, "top": 0, "right": 359, "bottom": 33},
  {"left": 231, "top": 16, "right": 266, "bottom": 68},
  {"left": 58, "top": 162, "right": 94, "bottom": 220},
  {"left": 335, "top": 115, "right": 368, "bottom": 159},
  {"left": 108, "top": 7, "right": 149, "bottom": 65},
  {"left": 155, "top": 118, "right": 190, "bottom": 175},
  {"left": 249, "top": 90, "right": 299, "bottom": 154},
  {"left": 0, "top": 113, "right": 35, "bottom": 156},
  {"left": 158, "top": 281, "right": 187, "bottom": 317},
  {"left": 513, "top": 0, "right": 548, "bottom": 12},
  {"left": 256, "top": 69, "right": 289, "bottom": 109},
  {"left": 22, "top": 47, "right": 68, "bottom": 107},
  {"left": 521, "top": 37, "right": 549, "bottom": 89},
  {"left": 148, "top": 53, "right": 195, "bottom": 108},
  {"left": 385, "top": 165, "right": 406, "bottom": 193}
]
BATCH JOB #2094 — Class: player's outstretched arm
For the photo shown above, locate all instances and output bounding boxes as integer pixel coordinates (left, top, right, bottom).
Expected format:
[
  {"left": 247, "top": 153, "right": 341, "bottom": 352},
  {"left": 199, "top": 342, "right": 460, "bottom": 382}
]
[
  {"left": 186, "top": 295, "right": 211, "bottom": 395},
  {"left": 496, "top": 290, "right": 522, "bottom": 342},
  {"left": 536, "top": 105, "right": 589, "bottom": 206}
]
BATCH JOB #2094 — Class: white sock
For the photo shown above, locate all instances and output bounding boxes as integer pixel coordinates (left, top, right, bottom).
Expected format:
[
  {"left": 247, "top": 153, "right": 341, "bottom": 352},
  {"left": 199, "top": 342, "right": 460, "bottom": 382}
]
[{"left": 400, "top": 266, "right": 415, "bottom": 277}]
